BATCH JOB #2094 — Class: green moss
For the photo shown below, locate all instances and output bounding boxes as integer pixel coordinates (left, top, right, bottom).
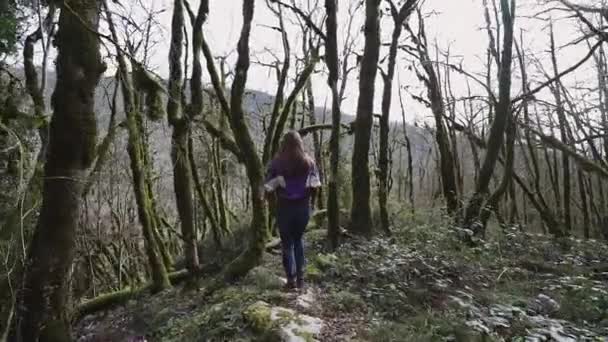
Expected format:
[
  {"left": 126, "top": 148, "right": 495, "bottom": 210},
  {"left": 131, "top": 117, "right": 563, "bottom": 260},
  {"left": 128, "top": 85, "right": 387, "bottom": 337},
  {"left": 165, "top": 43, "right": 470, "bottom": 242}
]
[
  {"left": 260, "top": 289, "right": 289, "bottom": 304},
  {"left": 305, "top": 263, "right": 322, "bottom": 281},
  {"left": 275, "top": 308, "right": 302, "bottom": 325},
  {"left": 313, "top": 253, "right": 338, "bottom": 271},
  {"left": 243, "top": 301, "right": 274, "bottom": 333},
  {"left": 74, "top": 287, "right": 139, "bottom": 320},
  {"left": 293, "top": 329, "right": 315, "bottom": 342},
  {"left": 82, "top": 110, "right": 98, "bottom": 167},
  {"left": 217, "top": 285, "right": 254, "bottom": 303},
  {"left": 326, "top": 290, "right": 366, "bottom": 312},
  {"left": 133, "top": 65, "right": 166, "bottom": 121},
  {"left": 246, "top": 266, "right": 284, "bottom": 291}
]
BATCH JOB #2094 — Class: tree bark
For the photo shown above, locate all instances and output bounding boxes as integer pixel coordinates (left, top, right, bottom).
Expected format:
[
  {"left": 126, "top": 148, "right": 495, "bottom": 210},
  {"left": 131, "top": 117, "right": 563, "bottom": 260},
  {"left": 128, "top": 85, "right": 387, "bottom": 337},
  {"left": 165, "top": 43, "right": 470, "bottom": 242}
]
[
  {"left": 8, "top": 1, "right": 104, "bottom": 340},
  {"left": 325, "top": 0, "right": 341, "bottom": 249},
  {"left": 479, "top": 115, "right": 516, "bottom": 232},
  {"left": 578, "top": 169, "right": 591, "bottom": 239},
  {"left": 463, "top": 0, "right": 516, "bottom": 231},
  {"left": 350, "top": 0, "right": 381, "bottom": 236},
  {"left": 216, "top": 0, "right": 268, "bottom": 282},
  {"left": 305, "top": 78, "right": 324, "bottom": 209},
  {"left": 411, "top": 11, "right": 459, "bottom": 215},
  {"left": 549, "top": 24, "right": 572, "bottom": 234},
  {"left": 262, "top": 7, "right": 290, "bottom": 165},
  {"left": 378, "top": 0, "right": 416, "bottom": 235},
  {"left": 167, "top": 0, "right": 203, "bottom": 277},
  {"left": 0, "top": 24, "right": 49, "bottom": 338},
  {"left": 269, "top": 57, "right": 319, "bottom": 158},
  {"left": 103, "top": 0, "right": 171, "bottom": 292}
]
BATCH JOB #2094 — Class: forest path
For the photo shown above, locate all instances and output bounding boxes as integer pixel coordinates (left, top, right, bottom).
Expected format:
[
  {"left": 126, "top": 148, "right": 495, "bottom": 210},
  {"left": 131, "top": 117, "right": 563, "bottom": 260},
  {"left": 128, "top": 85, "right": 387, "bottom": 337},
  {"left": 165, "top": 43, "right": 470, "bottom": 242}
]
[{"left": 75, "top": 223, "right": 608, "bottom": 341}]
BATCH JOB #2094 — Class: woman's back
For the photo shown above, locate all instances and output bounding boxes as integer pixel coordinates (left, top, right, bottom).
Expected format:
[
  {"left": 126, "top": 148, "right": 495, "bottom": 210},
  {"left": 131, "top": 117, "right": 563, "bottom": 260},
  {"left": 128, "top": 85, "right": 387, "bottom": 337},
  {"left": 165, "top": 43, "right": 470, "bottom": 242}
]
[
  {"left": 265, "top": 130, "right": 320, "bottom": 291},
  {"left": 265, "top": 130, "right": 320, "bottom": 202},
  {"left": 266, "top": 157, "right": 317, "bottom": 202}
]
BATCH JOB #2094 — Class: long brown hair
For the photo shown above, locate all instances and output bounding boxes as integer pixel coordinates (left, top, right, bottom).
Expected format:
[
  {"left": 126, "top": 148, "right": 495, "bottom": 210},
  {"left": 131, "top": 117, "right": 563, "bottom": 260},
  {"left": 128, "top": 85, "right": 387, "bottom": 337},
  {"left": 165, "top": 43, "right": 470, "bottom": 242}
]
[{"left": 273, "top": 130, "right": 314, "bottom": 177}]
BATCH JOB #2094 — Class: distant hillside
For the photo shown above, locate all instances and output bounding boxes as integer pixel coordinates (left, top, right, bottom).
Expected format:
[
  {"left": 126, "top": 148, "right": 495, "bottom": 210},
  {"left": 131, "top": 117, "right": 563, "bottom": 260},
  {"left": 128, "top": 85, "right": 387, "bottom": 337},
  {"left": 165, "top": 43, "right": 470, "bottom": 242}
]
[{"left": 25, "top": 70, "right": 434, "bottom": 176}]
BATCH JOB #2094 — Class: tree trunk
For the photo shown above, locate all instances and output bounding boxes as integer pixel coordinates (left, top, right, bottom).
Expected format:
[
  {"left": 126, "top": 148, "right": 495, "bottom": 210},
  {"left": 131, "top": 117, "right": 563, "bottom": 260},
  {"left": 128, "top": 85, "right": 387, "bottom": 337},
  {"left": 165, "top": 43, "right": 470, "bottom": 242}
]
[
  {"left": 410, "top": 11, "right": 459, "bottom": 215},
  {"left": 305, "top": 79, "right": 324, "bottom": 209},
  {"left": 103, "top": 0, "right": 171, "bottom": 292},
  {"left": 0, "top": 24, "right": 49, "bottom": 338},
  {"left": 269, "top": 58, "right": 318, "bottom": 159},
  {"left": 171, "top": 124, "right": 199, "bottom": 271},
  {"left": 212, "top": 141, "right": 230, "bottom": 236},
  {"left": 398, "top": 83, "right": 415, "bottom": 210},
  {"left": 463, "top": 0, "right": 516, "bottom": 230},
  {"left": 8, "top": 1, "right": 104, "bottom": 340},
  {"left": 549, "top": 23, "right": 572, "bottom": 233},
  {"left": 479, "top": 116, "right": 516, "bottom": 232},
  {"left": 262, "top": 9, "right": 290, "bottom": 165},
  {"left": 218, "top": 0, "right": 268, "bottom": 281},
  {"left": 578, "top": 169, "right": 590, "bottom": 239},
  {"left": 325, "top": 0, "right": 341, "bottom": 250},
  {"left": 378, "top": 1, "right": 415, "bottom": 235},
  {"left": 167, "top": 0, "right": 201, "bottom": 276},
  {"left": 350, "top": 0, "right": 381, "bottom": 236}
]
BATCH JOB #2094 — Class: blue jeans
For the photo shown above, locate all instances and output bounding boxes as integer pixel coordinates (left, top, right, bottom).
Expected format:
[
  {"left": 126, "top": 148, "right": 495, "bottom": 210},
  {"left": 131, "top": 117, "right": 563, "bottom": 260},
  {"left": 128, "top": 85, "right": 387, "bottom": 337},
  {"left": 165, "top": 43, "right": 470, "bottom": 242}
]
[{"left": 276, "top": 201, "right": 310, "bottom": 281}]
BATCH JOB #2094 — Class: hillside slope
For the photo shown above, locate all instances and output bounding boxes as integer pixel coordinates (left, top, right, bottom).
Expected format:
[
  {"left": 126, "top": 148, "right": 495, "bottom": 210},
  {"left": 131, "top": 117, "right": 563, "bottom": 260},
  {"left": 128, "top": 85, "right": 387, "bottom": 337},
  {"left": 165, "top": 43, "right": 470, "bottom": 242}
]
[{"left": 74, "top": 210, "right": 608, "bottom": 341}]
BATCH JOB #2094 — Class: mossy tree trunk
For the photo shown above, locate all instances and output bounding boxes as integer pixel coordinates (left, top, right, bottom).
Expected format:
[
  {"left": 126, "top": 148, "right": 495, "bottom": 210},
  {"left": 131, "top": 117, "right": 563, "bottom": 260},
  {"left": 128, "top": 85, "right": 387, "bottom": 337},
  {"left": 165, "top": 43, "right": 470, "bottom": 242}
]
[
  {"left": 198, "top": 0, "right": 267, "bottom": 282},
  {"left": 350, "top": 0, "right": 381, "bottom": 237},
  {"left": 479, "top": 115, "right": 516, "bottom": 231},
  {"left": 261, "top": 4, "right": 319, "bottom": 167},
  {"left": 220, "top": 0, "right": 268, "bottom": 281},
  {"left": 167, "top": 0, "right": 203, "bottom": 276},
  {"left": 140, "top": 128, "right": 173, "bottom": 270},
  {"left": 549, "top": 22, "right": 572, "bottom": 234},
  {"left": 378, "top": 0, "right": 416, "bottom": 235},
  {"left": 8, "top": 0, "right": 104, "bottom": 340},
  {"left": 398, "top": 86, "right": 415, "bottom": 211},
  {"left": 261, "top": 7, "right": 290, "bottom": 166},
  {"left": 463, "top": 0, "right": 516, "bottom": 233},
  {"left": 268, "top": 56, "right": 319, "bottom": 159},
  {"left": 305, "top": 77, "right": 324, "bottom": 209},
  {"left": 409, "top": 11, "right": 459, "bottom": 216},
  {"left": 212, "top": 140, "right": 230, "bottom": 235},
  {"left": 324, "top": 0, "right": 341, "bottom": 250},
  {"left": 102, "top": 0, "right": 171, "bottom": 292},
  {"left": 0, "top": 23, "right": 48, "bottom": 338},
  {"left": 188, "top": 136, "right": 221, "bottom": 243}
]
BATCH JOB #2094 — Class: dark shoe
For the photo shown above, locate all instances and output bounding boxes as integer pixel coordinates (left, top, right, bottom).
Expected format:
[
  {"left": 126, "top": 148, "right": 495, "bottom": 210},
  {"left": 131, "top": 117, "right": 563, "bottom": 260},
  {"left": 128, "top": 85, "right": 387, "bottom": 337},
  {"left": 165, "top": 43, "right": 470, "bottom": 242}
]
[
  {"left": 296, "top": 277, "right": 305, "bottom": 291},
  {"left": 284, "top": 278, "right": 296, "bottom": 292}
]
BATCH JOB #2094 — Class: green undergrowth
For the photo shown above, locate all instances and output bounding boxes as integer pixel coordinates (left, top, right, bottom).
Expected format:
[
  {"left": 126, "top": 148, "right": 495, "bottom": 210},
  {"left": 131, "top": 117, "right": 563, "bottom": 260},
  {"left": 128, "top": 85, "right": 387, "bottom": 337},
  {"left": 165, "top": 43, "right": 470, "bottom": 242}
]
[{"left": 75, "top": 207, "right": 608, "bottom": 341}]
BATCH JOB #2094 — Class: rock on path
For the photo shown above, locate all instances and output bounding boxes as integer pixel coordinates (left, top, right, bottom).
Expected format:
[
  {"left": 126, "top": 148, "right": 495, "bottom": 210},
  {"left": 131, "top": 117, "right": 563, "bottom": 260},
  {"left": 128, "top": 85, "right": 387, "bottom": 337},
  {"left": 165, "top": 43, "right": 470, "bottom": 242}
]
[{"left": 244, "top": 301, "right": 324, "bottom": 342}]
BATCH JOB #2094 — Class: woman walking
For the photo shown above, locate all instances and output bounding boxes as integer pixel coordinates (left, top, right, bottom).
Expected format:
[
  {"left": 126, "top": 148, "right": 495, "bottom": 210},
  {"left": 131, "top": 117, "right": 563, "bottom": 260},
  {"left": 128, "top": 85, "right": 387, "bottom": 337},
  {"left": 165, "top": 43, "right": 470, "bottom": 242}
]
[{"left": 265, "top": 131, "right": 321, "bottom": 291}]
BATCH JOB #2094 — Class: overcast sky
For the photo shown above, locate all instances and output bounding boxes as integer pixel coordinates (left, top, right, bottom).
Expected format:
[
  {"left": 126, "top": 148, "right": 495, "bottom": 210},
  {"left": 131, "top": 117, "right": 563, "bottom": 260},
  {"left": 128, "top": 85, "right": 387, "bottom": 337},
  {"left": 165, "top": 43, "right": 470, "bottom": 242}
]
[{"left": 124, "top": 0, "right": 596, "bottom": 123}]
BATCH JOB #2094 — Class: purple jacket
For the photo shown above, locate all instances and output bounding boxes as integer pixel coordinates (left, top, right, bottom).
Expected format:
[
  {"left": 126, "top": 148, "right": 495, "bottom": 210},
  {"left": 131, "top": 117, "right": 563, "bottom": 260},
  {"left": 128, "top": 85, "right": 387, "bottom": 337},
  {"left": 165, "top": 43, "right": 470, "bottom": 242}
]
[{"left": 265, "top": 158, "right": 320, "bottom": 201}]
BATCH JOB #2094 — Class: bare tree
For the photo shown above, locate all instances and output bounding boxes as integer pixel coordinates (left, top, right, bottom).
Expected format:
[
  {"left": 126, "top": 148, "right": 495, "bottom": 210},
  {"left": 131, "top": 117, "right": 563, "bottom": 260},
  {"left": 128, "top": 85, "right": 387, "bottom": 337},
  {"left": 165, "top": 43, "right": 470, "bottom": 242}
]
[
  {"left": 325, "top": 0, "right": 341, "bottom": 249},
  {"left": 166, "top": 0, "right": 207, "bottom": 278},
  {"left": 199, "top": 0, "right": 268, "bottom": 284},
  {"left": 407, "top": 8, "right": 459, "bottom": 216},
  {"left": 350, "top": 0, "right": 382, "bottom": 236},
  {"left": 462, "top": 0, "right": 516, "bottom": 236},
  {"left": 378, "top": 0, "right": 417, "bottom": 234},
  {"left": 103, "top": 0, "right": 171, "bottom": 292},
  {"left": 8, "top": 0, "right": 104, "bottom": 339}
]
